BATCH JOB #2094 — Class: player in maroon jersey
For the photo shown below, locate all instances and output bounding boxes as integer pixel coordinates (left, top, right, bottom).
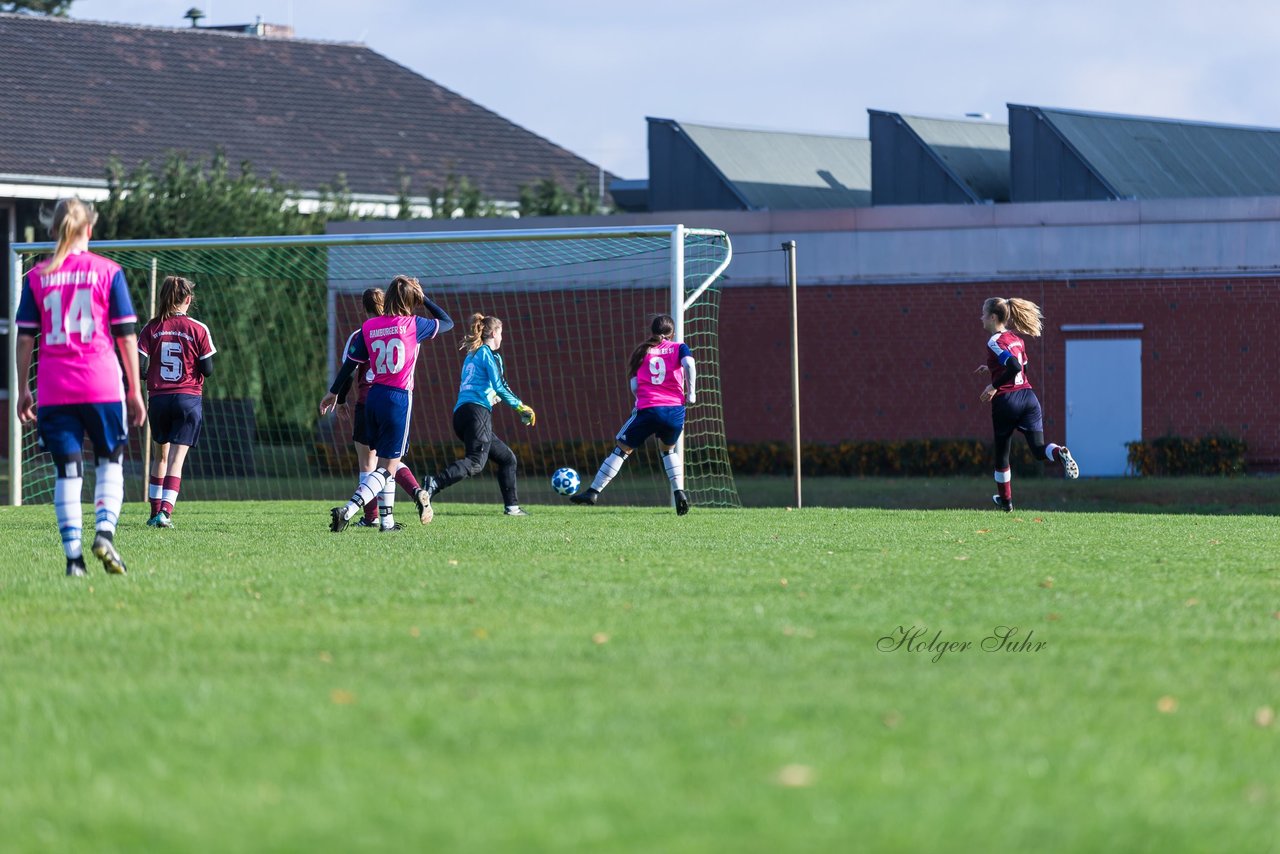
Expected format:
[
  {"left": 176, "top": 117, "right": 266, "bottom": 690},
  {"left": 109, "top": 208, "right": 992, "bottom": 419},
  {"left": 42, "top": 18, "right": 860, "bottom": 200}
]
[
  {"left": 137, "top": 276, "right": 216, "bottom": 528},
  {"left": 331, "top": 287, "right": 385, "bottom": 528},
  {"left": 975, "top": 297, "right": 1078, "bottom": 512}
]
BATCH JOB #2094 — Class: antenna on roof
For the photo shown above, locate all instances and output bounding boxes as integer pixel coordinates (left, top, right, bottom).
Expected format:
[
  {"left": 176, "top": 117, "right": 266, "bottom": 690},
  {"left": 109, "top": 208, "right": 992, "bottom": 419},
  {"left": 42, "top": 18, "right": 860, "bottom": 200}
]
[{"left": 184, "top": 7, "right": 206, "bottom": 27}]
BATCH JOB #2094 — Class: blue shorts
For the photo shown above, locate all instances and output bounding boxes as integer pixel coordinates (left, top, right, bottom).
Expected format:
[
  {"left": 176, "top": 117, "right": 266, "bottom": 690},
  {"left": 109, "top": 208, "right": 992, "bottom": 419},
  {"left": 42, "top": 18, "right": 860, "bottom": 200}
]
[
  {"left": 37, "top": 402, "right": 128, "bottom": 460},
  {"left": 992, "top": 389, "right": 1044, "bottom": 437},
  {"left": 149, "top": 393, "right": 203, "bottom": 447},
  {"left": 365, "top": 385, "right": 411, "bottom": 459},
  {"left": 617, "top": 405, "right": 685, "bottom": 448},
  {"left": 351, "top": 402, "right": 372, "bottom": 447}
]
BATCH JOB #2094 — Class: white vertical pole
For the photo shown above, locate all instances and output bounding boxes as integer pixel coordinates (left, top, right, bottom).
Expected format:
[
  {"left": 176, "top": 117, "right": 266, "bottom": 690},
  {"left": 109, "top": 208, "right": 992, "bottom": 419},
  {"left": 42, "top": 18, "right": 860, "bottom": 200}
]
[
  {"left": 8, "top": 246, "right": 22, "bottom": 505},
  {"left": 141, "top": 258, "right": 157, "bottom": 501},
  {"left": 783, "top": 240, "right": 801, "bottom": 509},
  {"left": 670, "top": 225, "right": 685, "bottom": 506},
  {"left": 326, "top": 285, "right": 337, "bottom": 377}
]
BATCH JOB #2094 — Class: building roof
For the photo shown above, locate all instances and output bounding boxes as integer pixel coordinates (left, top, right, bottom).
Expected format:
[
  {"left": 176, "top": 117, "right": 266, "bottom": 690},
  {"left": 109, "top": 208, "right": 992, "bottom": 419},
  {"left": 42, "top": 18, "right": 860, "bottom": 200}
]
[
  {"left": 1016, "top": 104, "right": 1280, "bottom": 200},
  {"left": 0, "top": 13, "right": 606, "bottom": 201},
  {"left": 669, "top": 120, "right": 871, "bottom": 209},
  {"left": 897, "top": 114, "right": 1009, "bottom": 202}
]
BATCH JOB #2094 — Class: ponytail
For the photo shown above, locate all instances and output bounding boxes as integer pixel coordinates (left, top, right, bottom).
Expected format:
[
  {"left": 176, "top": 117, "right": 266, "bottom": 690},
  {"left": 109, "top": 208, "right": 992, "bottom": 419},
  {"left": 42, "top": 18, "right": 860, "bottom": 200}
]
[
  {"left": 41, "top": 198, "right": 97, "bottom": 274},
  {"left": 983, "top": 297, "right": 1044, "bottom": 338},
  {"left": 627, "top": 314, "right": 676, "bottom": 375},
  {"left": 156, "top": 276, "right": 195, "bottom": 321},
  {"left": 461, "top": 313, "right": 502, "bottom": 352}
]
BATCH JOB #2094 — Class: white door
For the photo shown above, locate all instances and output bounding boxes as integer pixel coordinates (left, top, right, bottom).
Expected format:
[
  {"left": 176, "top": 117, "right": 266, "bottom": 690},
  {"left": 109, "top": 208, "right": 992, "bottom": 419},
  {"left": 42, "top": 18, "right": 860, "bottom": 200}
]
[{"left": 1065, "top": 339, "right": 1142, "bottom": 476}]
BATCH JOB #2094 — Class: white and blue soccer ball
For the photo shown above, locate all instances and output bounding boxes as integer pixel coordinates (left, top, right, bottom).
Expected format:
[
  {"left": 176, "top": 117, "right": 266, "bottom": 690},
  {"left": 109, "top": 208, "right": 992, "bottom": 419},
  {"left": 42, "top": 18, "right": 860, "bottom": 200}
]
[{"left": 551, "top": 467, "right": 581, "bottom": 496}]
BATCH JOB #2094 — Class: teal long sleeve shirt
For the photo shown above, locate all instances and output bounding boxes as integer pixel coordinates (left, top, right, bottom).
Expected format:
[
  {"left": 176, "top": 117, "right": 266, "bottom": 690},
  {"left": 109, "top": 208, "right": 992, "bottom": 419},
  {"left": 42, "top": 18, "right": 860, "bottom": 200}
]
[{"left": 454, "top": 344, "right": 523, "bottom": 412}]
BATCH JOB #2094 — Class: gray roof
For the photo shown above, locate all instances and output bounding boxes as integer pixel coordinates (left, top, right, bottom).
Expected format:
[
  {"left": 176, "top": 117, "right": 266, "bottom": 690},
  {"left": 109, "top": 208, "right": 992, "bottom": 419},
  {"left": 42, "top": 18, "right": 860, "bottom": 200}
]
[
  {"left": 1024, "top": 105, "right": 1280, "bottom": 199},
  {"left": 675, "top": 121, "right": 871, "bottom": 209},
  {"left": 898, "top": 114, "right": 1010, "bottom": 202}
]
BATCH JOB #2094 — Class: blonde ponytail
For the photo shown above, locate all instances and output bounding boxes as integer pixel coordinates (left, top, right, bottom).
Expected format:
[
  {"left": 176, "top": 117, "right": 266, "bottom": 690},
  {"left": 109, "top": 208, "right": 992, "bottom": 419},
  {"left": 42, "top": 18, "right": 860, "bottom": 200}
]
[
  {"left": 42, "top": 198, "right": 98, "bottom": 274},
  {"left": 460, "top": 313, "right": 502, "bottom": 352},
  {"left": 982, "top": 297, "right": 1044, "bottom": 338}
]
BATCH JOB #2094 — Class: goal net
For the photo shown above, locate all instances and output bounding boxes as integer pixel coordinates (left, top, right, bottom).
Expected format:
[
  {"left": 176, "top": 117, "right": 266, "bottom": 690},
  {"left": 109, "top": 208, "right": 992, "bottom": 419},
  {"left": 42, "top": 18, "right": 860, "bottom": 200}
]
[{"left": 8, "top": 226, "right": 739, "bottom": 509}]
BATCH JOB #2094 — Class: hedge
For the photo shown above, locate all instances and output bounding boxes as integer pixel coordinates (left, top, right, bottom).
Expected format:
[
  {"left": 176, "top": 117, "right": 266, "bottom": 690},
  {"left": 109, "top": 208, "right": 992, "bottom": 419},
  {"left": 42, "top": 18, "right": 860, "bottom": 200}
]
[{"left": 1125, "top": 435, "right": 1247, "bottom": 476}]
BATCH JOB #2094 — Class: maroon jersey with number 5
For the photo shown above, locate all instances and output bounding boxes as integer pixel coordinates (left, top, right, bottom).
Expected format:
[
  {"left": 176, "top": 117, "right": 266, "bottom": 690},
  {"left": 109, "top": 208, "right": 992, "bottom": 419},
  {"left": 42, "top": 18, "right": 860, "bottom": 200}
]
[{"left": 138, "top": 314, "right": 217, "bottom": 396}]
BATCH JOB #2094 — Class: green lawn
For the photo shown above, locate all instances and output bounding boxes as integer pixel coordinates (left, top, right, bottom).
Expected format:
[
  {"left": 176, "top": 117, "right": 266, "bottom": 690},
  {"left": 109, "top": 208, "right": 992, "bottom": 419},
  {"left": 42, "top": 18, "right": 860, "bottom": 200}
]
[{"left": 1, "top": 501, "right": 1277, "bottom": 852}]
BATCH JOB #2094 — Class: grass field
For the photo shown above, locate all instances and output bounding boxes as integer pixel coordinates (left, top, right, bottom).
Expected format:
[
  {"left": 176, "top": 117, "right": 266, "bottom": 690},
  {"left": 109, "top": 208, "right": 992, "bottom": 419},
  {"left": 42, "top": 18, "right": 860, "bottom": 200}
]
[{"left": 1, "top": 498, "right": 1277, "bottom": 852}]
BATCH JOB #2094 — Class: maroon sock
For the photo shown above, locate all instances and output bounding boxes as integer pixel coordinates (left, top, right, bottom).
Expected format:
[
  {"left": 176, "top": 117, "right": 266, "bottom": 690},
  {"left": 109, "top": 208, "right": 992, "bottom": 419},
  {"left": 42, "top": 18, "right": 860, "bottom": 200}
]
[
  {"left": 995, "top": 469, "right": 1012, "bottom": 501},
  {"left": 149, "top": 476, "right": 164, "bottom": 515},
  {"left": 394, "top": 466, "right": 421, "bottom": 496},
  {"left": 363, "top": 492, "right": 379, "bottom": 523},
  {"left": 161, "top": 475, "right": 181, "bottom": 515}
]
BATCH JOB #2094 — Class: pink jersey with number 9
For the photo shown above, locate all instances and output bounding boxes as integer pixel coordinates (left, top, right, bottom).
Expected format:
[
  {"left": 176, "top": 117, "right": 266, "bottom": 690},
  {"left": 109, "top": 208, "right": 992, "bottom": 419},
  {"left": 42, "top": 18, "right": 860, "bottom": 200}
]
[{"left": 634, "top": 341, "right": 689, "bottom": 409}]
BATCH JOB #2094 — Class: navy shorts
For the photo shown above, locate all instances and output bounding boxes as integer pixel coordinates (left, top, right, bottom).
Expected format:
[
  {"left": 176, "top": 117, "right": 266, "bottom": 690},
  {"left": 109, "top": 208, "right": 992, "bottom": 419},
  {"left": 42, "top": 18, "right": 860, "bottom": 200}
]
[
  {"left": 351, "top": 402, "right": 372, "bottom": 447},
  {"left": 149, "top": 393, "right": 204, "bottom": 447},
  {"left": 365, "top": 385, "right": 411, "bottom": 459},
  {"left": 992, "top": 389, "right": 1044, "bottom": 438},
  {"left": 37, "top": 402, "right": 128, "bottom": 460},
  {"left": 617, "top": 405, "right": 686, "bottom": 448}
]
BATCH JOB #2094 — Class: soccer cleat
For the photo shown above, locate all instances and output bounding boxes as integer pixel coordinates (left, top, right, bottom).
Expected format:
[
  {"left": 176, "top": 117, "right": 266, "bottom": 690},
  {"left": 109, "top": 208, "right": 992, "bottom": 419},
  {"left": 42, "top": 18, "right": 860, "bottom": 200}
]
[
  {"left": 154, "top": 512, "right": 173, "bottom": 529},
  {"left": 380, "top": 522, "right": 405, "bottom": 532},
  {"left": 330, "top": 507, "right": 350, "bottom": 533},
  {"left": 992, "top": 494, "right": 1013, "bottom": 513},
  {"left": 413, "top": 488, "right": 434, "bottom": 525},
  {"left": 503, "top": 507, "right": 530, "bottom": 516},
  {"left": 570, "top": 487, "right": 599, "bottom": 506},
  {"left": 66, "top": 557, "right": 87, "bottom": 577},
  {"left": 674, "top": 490, "right": 690, "bottom": 516},
  {"left": 355, "top": 517, "right": 378, "bottom": 528},
  {"left": 91, "top": 533, "right": 128, "bottom": 575},
  {"left": 146, "top": 513, "right": 162, "bottom": 528},
  {"left": 1059, "top": 446, "right": 1080, "bottom": 479}
]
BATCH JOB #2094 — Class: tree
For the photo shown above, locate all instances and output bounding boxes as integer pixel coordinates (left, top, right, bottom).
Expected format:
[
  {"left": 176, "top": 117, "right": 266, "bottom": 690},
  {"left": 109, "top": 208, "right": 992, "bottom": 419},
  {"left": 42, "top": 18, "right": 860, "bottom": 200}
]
[
  {"left": 518, "top": 174, "right": 606, "bottom": 217},
  {"left": 0, "top": 1, "right": 74, "bottom": 13}
]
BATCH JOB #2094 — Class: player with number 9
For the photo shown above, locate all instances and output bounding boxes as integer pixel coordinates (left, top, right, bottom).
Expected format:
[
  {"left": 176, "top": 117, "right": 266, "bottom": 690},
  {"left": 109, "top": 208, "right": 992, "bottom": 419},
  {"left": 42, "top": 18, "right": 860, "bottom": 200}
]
[
  {"left": 570, "top": 314, "right": 696, "bottom": 515},
  {"left": 14, "top": 198, "right": 145, "bottom": 576},
  {"left": 137, "top": 276, "right": 217, "bottom": 528},
  {"left": 320, "top": 275, "right": 453, "bottom": 531}
]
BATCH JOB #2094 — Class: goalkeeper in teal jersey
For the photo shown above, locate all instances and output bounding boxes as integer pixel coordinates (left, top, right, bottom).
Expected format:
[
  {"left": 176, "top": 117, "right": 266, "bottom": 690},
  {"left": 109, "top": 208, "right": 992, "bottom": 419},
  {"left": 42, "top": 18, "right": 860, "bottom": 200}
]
[{"left": 422, "top": 313, "right": 536, "bottom": 517}]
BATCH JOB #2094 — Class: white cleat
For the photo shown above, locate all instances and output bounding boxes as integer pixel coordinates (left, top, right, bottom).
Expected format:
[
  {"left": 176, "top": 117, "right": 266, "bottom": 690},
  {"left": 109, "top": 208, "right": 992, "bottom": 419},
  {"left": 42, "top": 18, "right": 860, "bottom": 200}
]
[{"left": 1059, "top": 446, "right": 1080, "bottom": 479}]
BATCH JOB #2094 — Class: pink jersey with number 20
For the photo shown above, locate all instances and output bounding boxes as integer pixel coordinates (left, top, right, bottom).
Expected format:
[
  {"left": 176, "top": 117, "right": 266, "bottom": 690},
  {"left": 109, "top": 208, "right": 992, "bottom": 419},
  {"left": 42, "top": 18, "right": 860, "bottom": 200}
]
[{"left": 634, "top": 341, "right": 688, "bottom": 409}]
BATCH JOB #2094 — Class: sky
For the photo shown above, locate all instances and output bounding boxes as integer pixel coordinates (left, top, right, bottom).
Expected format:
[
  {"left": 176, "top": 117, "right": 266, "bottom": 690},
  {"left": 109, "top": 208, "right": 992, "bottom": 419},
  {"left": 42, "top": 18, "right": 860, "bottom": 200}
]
[{"left": 70, "top": 0, "right": 1280, "bottom": 179}]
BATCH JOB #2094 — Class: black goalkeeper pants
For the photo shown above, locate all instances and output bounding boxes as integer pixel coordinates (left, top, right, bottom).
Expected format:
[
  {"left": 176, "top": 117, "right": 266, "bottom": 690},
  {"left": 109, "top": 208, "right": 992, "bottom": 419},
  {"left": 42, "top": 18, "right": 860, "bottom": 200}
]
[{"left": 433, "top": 403, "right": 519, "bottom": 506}]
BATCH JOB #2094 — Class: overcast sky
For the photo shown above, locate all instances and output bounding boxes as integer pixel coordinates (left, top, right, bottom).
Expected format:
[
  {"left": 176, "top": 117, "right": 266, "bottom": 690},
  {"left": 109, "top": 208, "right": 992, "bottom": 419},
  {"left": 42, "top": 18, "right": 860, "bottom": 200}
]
[{"left": 73, "top": 0, "right": 1280, "bottom": 178}]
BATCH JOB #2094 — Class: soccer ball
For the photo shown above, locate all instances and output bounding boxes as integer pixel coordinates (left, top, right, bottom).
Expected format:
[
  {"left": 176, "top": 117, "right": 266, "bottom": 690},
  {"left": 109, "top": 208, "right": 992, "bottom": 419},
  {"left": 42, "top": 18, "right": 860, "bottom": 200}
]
[{"left": 551, "top": 467, "right": 581, "bottom": 496}]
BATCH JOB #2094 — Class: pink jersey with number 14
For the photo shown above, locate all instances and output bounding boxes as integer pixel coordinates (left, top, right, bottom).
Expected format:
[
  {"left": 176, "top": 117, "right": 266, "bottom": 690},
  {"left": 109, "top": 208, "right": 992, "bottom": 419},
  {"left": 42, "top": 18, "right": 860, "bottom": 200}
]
[{"left": 634, "top": 341, "right": 690, "bottom": 409}]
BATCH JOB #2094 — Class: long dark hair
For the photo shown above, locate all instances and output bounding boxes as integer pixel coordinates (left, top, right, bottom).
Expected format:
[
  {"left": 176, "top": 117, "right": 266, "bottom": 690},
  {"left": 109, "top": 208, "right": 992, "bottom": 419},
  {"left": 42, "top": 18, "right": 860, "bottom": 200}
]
[
  {"left": 627, "top": 314, "right": 675, "bottom": 376},
  {"left": 385, "top": 275, "right": 424, "bottom": 316},
  {"left": 156, "top": 276, "right": 195, "bottom": 321}
]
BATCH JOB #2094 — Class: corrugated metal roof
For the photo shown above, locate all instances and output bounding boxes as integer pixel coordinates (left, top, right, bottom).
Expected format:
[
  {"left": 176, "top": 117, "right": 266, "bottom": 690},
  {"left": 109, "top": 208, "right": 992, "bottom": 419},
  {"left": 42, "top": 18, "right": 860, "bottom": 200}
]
[
  {"left": 899, "top": 115, "right": 1010, "bottom": 202},
  {"left": 675, "top": 121, "right": 871, "bottom": 209},
  {"left": 1030, "top": 106, "right": 1280, "bottom": 199}
]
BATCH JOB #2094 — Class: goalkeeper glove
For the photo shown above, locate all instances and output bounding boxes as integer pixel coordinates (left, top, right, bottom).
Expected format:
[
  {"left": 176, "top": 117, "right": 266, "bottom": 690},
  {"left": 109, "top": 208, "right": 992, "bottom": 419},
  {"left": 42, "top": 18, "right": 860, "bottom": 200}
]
[{"left": 517, "top": 404, "right": 536, "bottom": 427}]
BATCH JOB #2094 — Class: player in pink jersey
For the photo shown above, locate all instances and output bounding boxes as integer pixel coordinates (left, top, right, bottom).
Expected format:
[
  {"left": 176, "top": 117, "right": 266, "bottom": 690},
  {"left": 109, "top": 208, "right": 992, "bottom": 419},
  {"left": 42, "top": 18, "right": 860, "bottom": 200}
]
[
  {"left": 571, "top": 314, "right": 697, "bottom": 515},
  {"left": 137, "top": 276, "right": 217, "bottom": 528},
  {"left": 975, "top": 297, "right": 1079, "bottom": 512},
  {"left": 319, "top": 276, "right": 453, "bottom": 532},
  {"left": 327, "top": 287, "right": 385, "bottom": 528},
  {"left": 14, "top": 198, "right": 145, "bottom": 576}
]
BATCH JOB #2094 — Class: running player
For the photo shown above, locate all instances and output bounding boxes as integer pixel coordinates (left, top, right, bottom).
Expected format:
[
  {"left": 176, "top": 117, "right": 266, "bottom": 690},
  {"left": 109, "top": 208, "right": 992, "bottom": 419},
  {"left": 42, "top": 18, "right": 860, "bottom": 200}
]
[
  {"left": 570, "top": 314, "right": 695, "bottom": 515},
  {"left": 975, "top": 297, "right": 1079, "bottom": 512},
  {"left": 14, "top": 198, "right": 145, "bottom": 576},
  {"left": 137, "top": 276, "right": 217, "bottom": 528},
  {"left": 319, "top": 276, "right": 453, "bottom": 531},
  {"left": 421, "top": 314, "right": 536, "bottom": 517},
  {"left": 329, "top": 287, "right": 384, "bottom": 528}
]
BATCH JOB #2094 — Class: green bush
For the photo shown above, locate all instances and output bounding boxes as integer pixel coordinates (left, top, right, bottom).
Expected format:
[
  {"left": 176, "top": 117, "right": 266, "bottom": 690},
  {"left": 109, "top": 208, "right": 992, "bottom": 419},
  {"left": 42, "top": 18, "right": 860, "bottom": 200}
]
[{"left": 1126, "top": 435, "right": 1247, "bottom": 476}]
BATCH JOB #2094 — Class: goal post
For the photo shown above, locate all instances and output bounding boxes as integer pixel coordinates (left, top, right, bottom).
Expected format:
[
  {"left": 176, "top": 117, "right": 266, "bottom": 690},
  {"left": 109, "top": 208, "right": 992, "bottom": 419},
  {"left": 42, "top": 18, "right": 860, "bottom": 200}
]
[{"left": 7, "top": 225, "right": 739, "bottom": 508}]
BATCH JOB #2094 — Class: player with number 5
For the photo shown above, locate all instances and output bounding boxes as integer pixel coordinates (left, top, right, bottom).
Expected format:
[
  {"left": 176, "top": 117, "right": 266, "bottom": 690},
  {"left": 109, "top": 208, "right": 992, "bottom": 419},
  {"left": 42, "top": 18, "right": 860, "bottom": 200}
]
[
  {"left": 137, "top": 276, "right": 217, "bottom": 528},
  {"left": 571, "top": 314, "right": 696, "bottom": 515},
  {"left": 320, "top": 275, "right": 453, "bottom": 532},
  {"left": 14, "top": 198, "right": 146, "bottom": 576}
]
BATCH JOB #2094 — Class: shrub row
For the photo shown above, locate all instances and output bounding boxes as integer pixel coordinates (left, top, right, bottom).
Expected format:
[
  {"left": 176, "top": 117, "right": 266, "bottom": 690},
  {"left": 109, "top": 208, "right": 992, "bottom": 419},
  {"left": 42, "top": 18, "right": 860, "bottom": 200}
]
[{"left": 1125, "top": 435, "right": 1247, "bottom": 476}]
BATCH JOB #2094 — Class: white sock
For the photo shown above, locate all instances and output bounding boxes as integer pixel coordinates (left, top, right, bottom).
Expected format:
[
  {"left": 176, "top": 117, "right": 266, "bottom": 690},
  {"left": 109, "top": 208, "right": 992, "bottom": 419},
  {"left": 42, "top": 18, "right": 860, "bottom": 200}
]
[
  {"left": 662, "top": 448, "right": 685, "bottom": 491},
  {"left": 345, "top": 468, "right": 388, "bottom": 520},
  {"left": 94, "top": 458, "right": 125, "bottom": 533},
  {"left": 591, "top": 448, "right": 628, "bottom": 492},
  {"left": 55, "top": 475, "right": 83, "bottom": 559},
  {"left": 1045, "top": 443, "right": 1060, "bottom": 462},
  {"left": 148, "top": 481, "right": 163, "bottom": 503},
  {"left": 379, "top": 480, "right": 396, "bottom": 528}
]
